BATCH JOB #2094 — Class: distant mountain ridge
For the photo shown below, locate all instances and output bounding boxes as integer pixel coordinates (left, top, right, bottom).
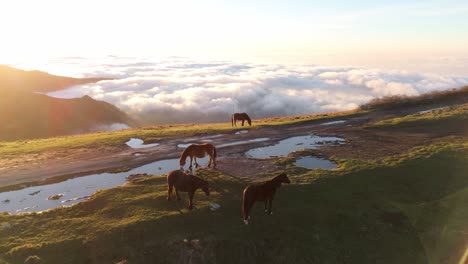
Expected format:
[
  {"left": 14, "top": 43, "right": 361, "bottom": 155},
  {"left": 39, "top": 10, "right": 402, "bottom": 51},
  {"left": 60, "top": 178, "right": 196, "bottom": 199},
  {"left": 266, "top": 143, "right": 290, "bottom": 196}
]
[
  {"left": 0, "top": 65, "right": 107, "bottom": 93},
  {"left": 0, "top": 66, "right": 134, "bottom": 141}
]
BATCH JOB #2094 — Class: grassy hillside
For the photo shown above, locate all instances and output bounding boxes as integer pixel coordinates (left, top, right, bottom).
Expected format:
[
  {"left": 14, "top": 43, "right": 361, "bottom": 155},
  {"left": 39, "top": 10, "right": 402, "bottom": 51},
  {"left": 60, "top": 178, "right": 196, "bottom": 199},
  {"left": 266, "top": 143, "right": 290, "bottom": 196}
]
[
  {"left": 0, "top": 66, "right": 133, "bottom": 141},
  {"left": 359, "top": 86, "right": 468, "bottom": 111},
  {"left": 366, "top": 103, "right": 468, "bottom": 135},
  {"left": 0, "top": 138, "right": 466, "bottom": 264}
]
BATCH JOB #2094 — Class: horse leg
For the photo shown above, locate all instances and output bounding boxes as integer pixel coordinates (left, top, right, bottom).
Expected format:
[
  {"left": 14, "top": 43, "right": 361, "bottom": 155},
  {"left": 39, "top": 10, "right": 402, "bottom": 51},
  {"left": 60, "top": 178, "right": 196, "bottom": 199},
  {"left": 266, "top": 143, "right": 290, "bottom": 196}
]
[
  {"left": 243, "top": 198, "right": 253, "bottom": 225},
  {"left": 175, "top": 188, "right": 181, "bottom": 201},
  {"left": 241, "top": 120, "right": 245, "bottom": 126},
  {"left": 188, "top": 191, "right": 194, "bottom": 210},
  {"left": 189, "top": 156, "right": 193, "bottom": 171},
  {"left": 268, "top": 199, "right": 273, "bottom": 215},
  {"left": 264, "top": 201, "right": 268, "bottom": 214},
  {"left": 194, "top": 157, "right": 199, "bottom": 168},
  {"left": 167, "top": 184, "right": 173, "bottom": 201}
]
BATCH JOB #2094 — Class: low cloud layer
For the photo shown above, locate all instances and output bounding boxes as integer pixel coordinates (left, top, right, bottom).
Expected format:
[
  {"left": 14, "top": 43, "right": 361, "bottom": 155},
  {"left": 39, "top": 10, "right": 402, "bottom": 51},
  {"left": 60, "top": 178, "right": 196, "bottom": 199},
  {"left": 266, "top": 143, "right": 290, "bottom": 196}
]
[{"left": 46, "top": 57, "right": 468, "bottom": 124}]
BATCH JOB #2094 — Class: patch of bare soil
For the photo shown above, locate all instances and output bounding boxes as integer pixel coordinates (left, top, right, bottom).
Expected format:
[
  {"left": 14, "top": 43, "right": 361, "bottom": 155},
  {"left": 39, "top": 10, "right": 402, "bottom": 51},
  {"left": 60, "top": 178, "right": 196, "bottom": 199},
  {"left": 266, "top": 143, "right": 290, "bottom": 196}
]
[{"left": 216, "top": 157, "right": 279, "bottom": 179}]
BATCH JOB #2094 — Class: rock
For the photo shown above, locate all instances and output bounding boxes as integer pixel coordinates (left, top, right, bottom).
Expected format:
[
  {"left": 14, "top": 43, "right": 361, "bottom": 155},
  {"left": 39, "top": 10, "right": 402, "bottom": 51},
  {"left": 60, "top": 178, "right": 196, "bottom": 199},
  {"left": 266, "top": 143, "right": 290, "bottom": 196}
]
[
  {"left": 47, "top": 194, "right": 63, "bottom": 200},
  {"left": 2, "top": 199, "right": 10, "bottom": 203},
  {"left": 126, "top": 173, "right": 149, "bottom": 181},
  {"left": 210, "top": 203, "right": 221, "bottom": 211}
]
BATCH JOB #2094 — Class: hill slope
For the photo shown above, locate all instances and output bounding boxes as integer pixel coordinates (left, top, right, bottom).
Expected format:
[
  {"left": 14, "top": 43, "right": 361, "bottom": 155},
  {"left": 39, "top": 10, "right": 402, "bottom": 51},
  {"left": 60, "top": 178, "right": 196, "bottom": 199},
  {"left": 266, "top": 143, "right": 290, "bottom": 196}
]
[{"left": 0, "top": 66, "right": 133, "bottom": 141}]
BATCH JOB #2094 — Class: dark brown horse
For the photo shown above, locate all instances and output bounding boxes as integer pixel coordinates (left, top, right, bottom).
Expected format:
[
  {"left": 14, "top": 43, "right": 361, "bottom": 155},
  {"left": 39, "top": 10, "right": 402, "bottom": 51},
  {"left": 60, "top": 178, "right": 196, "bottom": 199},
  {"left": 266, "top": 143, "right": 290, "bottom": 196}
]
[
  {"left": 167, "top": 170, "right": 210, "bottom": 210},
  {"left": 241, "top": 173, "right": 290, "bottom": 224},
  {"left": 179, "top": 143, "right": 217, "bottom": 170},
  {"left": 232, "top": 113, "right": 252, "bottom": 127}
]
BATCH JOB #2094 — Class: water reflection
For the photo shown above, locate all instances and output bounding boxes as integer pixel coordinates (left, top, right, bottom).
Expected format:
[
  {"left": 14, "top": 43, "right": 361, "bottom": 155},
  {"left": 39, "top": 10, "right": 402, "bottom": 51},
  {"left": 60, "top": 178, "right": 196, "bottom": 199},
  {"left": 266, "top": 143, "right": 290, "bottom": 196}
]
[{"left": 245, "top": 134, "right": 344, "bottom": 159}]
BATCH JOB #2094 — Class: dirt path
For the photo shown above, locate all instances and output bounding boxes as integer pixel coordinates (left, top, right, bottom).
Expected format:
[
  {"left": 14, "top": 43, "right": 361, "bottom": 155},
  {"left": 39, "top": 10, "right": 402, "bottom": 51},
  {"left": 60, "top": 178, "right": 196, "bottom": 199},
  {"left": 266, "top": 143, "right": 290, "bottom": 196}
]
[{"left": 0, "top": 108, "right": 440, "bottom": 189}]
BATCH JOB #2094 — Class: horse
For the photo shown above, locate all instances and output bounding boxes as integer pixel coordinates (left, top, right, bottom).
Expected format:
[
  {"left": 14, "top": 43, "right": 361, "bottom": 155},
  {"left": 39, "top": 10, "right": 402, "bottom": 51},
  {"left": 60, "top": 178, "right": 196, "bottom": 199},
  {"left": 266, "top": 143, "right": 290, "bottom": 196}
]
[
  {"left": 179, "top": 143, "right": 217, "bottom": 171},
  {"left": 167, "top": 170, "right": 210, "bottom": 210},
  {"left": 241, "top": 172, "right": 290, "bottom": 225},
  {"left": 232, "top": 113, "right": 252, "bottom": 127}
]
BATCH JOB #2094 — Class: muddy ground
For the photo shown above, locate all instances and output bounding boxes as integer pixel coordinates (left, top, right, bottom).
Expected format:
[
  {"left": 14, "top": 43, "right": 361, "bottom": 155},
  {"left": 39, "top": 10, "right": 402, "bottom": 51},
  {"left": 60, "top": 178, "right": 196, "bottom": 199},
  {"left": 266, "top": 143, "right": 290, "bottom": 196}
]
[{"left": 0, "top": 107, "right": 453, "bottom": 189}]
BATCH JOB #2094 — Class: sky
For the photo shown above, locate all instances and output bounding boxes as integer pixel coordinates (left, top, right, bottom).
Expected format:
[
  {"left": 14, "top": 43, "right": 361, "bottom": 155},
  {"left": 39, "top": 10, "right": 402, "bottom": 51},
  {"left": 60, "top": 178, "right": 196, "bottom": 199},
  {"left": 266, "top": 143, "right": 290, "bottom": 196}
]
[{"left": 1, "top": 0, "right": 468, "bottom": 74}]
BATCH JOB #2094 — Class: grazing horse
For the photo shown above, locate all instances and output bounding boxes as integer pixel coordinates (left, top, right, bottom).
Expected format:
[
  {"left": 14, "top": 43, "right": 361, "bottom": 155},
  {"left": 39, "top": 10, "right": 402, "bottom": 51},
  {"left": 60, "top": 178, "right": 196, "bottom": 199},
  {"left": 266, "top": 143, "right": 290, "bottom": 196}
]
[
  {"left": 232, "top": 113, "right": 252, "bottom": 127},
  {"left": 179, "top": 143, "right": 217, "bottom": 170},
  {"left": 242, "top": 173, "right": 290, "bottom": 225},
  {"left": 167, "top": 170, "right": 210, "bottom": 210}
]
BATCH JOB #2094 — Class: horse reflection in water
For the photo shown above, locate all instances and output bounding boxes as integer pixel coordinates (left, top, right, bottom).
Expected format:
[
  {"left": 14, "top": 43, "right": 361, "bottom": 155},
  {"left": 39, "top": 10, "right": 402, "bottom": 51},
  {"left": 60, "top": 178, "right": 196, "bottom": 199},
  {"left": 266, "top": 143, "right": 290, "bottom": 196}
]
[
  {"left": 179, "top": 143, "right": 217, "bottom": 171},
  {"left": 167, "top": 170, "right": 210, "bottom": 210},
  {"left": 242, "top": 173, "right": 290, "bottom": 225},
  {"left": 232, "top": 113, "right": 252, "bottom": 127}
]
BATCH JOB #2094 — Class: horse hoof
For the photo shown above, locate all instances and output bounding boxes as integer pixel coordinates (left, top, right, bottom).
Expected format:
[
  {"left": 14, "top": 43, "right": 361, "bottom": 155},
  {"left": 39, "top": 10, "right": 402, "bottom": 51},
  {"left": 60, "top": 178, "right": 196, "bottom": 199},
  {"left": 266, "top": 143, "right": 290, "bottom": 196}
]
[
  {"left": 243, "top": 220, "right": 249, "bottom": 225},
  {"left": 269, "top": 212, "right": 274, "bottom": 215}
]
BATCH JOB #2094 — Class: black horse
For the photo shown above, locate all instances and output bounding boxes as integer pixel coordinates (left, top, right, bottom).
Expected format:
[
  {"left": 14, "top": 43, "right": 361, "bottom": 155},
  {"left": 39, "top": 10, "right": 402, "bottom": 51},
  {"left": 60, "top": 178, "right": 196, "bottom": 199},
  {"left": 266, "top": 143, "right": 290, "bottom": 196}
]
[
  {"left": 232, "top": 113, "right": 252, "bottom": 127},
  {"left": 241, "top": 173, "right": 290, "bottom": 224}
]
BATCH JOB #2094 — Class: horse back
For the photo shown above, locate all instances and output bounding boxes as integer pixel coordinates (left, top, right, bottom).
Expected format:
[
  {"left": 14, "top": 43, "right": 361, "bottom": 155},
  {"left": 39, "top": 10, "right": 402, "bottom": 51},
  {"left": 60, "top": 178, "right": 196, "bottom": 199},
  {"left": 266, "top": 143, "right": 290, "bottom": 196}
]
[
  {"left": 243, "top": 183, "right": 275, "bottom": 202},
  {"left": 167, "top": 170, "right": 194, "bottom": 192}
]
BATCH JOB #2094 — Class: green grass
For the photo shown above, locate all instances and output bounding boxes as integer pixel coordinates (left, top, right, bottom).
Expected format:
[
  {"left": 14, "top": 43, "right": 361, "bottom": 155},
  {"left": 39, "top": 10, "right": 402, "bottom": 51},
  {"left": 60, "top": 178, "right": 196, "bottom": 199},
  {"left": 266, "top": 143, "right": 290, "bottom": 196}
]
[
  {"left": 1, "top": 138, "right": 466, "bottom": 264},
  {"left": 366, "top": 103, "right": 468, "bottom": 134},
  {"left": 359, "top": 86, "right": 468, "bottom": 111}
]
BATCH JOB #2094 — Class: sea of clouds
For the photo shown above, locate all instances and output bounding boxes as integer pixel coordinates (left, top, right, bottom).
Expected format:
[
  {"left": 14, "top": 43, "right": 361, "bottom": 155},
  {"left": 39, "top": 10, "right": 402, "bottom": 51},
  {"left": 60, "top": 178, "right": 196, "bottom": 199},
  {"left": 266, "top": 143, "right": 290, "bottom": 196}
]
[{"left": 44, "top": 56, "right": 468, "bottom": 125}]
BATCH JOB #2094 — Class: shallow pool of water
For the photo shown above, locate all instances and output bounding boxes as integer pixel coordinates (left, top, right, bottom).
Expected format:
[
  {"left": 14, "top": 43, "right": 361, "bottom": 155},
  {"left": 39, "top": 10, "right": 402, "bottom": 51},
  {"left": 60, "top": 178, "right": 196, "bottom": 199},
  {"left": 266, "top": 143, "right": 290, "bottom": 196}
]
[
  {"left": 0, "top": 157, "right": 197, "bottom": 214},
  {"left": 235, "top": 130, "right": 249, "bottom": 135},
  {"left": 126, "top": 138, "right": 160, "bottom": 148},
  {"left": 218, "top": 138, "right": 270, "bottom": 148},
  {"left": 417, "top": 106, "right": 449, "bottom": 114},
  {"left": 294, "top": 156, "right": 337, "bottom": 170},
  {"left": 320, "top": 120, "right": 346, "bottom": 126},
  {"left": 245, "top": 134, "right": 344, "bottom": 159}
]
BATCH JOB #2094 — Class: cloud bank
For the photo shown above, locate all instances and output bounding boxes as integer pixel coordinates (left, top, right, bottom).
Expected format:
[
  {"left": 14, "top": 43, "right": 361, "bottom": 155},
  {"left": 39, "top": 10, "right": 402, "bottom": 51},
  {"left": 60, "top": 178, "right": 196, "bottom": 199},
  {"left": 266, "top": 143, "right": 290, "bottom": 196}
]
[{"left": 46, "top": 57, "right": 468, "bottom": 124}]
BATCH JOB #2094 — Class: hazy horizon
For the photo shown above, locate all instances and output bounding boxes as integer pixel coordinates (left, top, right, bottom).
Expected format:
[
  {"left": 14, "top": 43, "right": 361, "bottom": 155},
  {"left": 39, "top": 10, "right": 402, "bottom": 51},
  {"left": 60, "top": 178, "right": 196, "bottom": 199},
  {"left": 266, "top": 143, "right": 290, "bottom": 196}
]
[
  {"left": 1, "top": 0, "right": 468, "bottom": 124},
  {"left": 1, "top": 0, "right": 468, "bottom": 74}
]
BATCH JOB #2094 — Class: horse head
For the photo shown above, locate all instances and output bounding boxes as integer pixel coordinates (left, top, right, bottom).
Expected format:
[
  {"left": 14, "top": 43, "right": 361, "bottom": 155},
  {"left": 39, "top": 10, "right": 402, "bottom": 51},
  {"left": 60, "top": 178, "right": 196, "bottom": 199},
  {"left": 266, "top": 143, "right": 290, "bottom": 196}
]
[
  {"left": 179, "top": 157, "right": 186, "bottom": 170},
  {"left": 196, "top": 178, "right": 210, "bottom": 196},
  {"left": 276, "top": 173, "right": 291, "bottom": 184}
]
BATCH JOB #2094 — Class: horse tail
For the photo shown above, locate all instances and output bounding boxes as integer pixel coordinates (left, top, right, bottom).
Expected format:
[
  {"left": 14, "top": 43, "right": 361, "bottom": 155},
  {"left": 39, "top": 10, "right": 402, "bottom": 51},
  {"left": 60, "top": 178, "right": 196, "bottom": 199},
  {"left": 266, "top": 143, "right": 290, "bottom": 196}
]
[
  {"left": 241, "top": 186, "right": 251, "bottom": 222},
  {"left": 213, "top": 145, "right": 217, "bottom": 160}
]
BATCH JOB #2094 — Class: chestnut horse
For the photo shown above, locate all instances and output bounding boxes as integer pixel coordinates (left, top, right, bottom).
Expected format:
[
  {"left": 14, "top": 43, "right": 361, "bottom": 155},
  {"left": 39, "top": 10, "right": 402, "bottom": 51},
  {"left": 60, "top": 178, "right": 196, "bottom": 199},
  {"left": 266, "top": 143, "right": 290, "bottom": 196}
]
[
  {"left": 232, "top": 113, "right": 252, "bottom": 127},
  {"left": 167, "top": 170, "right": 210, "bottom": 210},
  {"left": 241, "top": 173, "right": 290, "bottom": 224},
  {"left": 179, "top": 143, "right": 217, "bottom": 170}
]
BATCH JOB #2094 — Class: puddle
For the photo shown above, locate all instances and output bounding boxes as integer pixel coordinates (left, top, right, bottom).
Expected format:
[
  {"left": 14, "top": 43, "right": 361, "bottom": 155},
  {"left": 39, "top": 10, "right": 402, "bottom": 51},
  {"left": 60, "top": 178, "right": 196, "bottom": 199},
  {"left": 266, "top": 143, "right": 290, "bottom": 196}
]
[
  {"left": 294, "top": 156, "right": 337, "bottom": 170},
  {"left": 218, "top": 138, "right": 270, "bottom": 148},
  {"left": 245, "top": 135, "right": 344, "bottom": 159},
  {"left": 125, "top": 138, "right": 160, "bottom": 148},
  {"left": 417, "top": 106, "right": 449, "bottom": 114},
  {"left": 235, "top": 130, "right": 248, "bottom": 135},
  {"left": 0, "top": 157, "right": 207, "bottom": 214},
  {"left": 320, "top": 120, "right": 346, "bottom": 126}
]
